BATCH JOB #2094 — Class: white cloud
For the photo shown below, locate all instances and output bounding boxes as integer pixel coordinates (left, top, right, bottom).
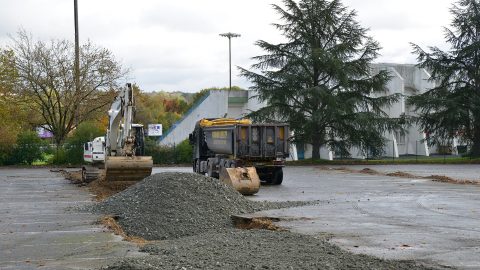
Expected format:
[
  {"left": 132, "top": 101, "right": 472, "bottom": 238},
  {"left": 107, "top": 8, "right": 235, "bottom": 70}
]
[{"left": 0, "top": 0, "right": 454, "bottom": 92}]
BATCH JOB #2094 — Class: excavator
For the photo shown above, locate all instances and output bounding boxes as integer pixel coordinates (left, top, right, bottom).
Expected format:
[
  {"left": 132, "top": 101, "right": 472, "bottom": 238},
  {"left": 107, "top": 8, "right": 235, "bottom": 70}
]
[{"left": 82, "top": 83, "right": 153, "bottom": 182}]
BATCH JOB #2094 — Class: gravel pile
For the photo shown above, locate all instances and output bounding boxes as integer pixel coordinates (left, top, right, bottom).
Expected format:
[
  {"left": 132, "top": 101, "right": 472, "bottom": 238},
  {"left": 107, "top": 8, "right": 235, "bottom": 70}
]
[
  {"left": 104, "top": 229, "right": 441, "bottom": 270},
  {"left": 91, "top": 172, "right": 310, "bottom": 240}
]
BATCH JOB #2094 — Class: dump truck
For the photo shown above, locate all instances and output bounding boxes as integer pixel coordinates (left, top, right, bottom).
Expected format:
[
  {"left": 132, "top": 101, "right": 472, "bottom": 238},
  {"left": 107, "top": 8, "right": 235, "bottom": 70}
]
[
  {"left": 189, "top": 118, "right": 289, "bottom": 195},
  {"left": 82, "top": 83, "right": 153, "bottom": 182}
]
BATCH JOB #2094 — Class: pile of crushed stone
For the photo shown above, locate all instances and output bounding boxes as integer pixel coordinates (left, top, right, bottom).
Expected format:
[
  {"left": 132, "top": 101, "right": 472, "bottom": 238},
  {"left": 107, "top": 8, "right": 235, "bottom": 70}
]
[
  {"left": 91, "top": 172, "right": 310, "bottom": 240},
  {"left": 104, "top": 229, "right": 441, "bottom": 270}
]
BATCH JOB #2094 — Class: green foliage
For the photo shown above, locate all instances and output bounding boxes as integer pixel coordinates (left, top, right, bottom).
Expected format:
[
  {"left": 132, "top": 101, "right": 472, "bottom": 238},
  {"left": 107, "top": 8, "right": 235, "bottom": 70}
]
[
  {"left": 240, "top": 0, "right": 399, "bottom": 159},
  {"left": 409, "top": 0, "right": 480, "bottom": 156},
  {"left": 50, "top": 147, "right": 68, "bottom": 165},
  {"left": 145, "top": 138, "right": 192, "bottom": 164},
  {"left": 10, "top": 130, "right": 45, "bottom": 165},
  {"left": 64, "top": 121, "right": 105, "bottom": 164},
  {"left": 175, "top": 140, "right": 194, "bottom": 163},
  {"left": 134, "top": 85, "right": 190, "bottom": 131}
]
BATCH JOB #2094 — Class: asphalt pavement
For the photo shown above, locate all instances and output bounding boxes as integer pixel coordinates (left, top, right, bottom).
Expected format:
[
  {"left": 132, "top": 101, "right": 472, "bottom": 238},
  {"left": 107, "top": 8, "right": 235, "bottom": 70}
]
[
  {"left": 1, "top": 166, "right": 478, "bottom": 269},
  {"left": 246, "top": 165, "right": 480, "bottom": 270},
  {"left": 0, "top": 168, "right": 142, "bottom": 269}
]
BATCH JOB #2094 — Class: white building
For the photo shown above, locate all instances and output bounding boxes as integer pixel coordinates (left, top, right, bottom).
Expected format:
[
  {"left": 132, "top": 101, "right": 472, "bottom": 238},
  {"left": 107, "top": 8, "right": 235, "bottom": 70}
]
[{"left": 159, "top": 64, "right": 457, "bottom": 159}]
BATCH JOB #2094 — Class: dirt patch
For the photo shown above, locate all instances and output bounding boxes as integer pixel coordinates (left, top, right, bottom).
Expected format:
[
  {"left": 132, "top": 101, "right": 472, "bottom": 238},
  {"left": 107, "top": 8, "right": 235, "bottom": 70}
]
[
  {"left": 100, "top": 216, "right": 151, "bottom": 246},
  {"left": 426, "top": 175, "right": 479, "bottom": 185},
  {"left": 386, "top": 171, "right": 417, "bottom": 178},
  {"left": 231, "top": 216, "right": 282, "bottom": 231},
  {"left": 319, "top": 166, "right": 480, "bottom": 186},
  {"left": 359, "top": 167, "right": 380, "bottom": 175},
  {"left": 88, "top": 179, "right": 137, "bottom": 202},
  {"left": 62, "top": 170, "right": 136, "bottom": 201},
  {"left": 60, "top": 170, "right": 82, "bottom": 184}
]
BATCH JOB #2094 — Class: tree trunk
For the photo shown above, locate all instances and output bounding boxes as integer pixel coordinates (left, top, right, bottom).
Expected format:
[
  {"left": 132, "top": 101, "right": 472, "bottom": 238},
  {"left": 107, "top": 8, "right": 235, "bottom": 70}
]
[
  {"left": 311, "top": 132, "right": 323, "bottom": 160},
  {"left": 471, "top": 125, "right": 480, "bottom": 157},
  {"left": 312, "top": 140, "right": 321, "bottom": 160}
]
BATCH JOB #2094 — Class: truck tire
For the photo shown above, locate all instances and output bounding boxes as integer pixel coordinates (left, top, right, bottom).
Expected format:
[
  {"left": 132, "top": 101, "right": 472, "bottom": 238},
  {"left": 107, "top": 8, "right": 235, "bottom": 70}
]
[
  {"left": 271, "top": 167, "right": 283, "bottom": 185},
  {"left": 194, "top": 159, "right": 200, "bottom": 173}
]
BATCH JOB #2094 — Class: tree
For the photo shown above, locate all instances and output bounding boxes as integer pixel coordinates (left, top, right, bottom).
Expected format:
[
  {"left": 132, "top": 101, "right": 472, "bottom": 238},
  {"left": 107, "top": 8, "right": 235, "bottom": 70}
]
[
  {"left": 0, "top": 48, "right": 41, "bottom": 164},
  {"left": 9, "top": 30, "right": 126, "bottom": 146},
  {"left": 409, "top": 0, "right": 480, "bottom": 156},
  {"left": 240, "top": 0, "right": 399, "bottom": 159}
]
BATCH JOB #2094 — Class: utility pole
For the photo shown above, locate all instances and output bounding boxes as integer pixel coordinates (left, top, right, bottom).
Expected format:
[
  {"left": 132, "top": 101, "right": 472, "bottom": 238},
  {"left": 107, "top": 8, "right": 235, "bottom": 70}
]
[
  {"left": 219, "top": 32, "right": 240, "bottom": 91},
  {"left": 74, "top": 0, "right": 80, "bottom": 126}
]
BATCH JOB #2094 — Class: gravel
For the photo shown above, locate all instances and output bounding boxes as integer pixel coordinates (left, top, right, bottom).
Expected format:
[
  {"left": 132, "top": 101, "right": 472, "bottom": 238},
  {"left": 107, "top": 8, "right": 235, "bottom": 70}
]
[
  {"left": 91, "top": 172, "right": 310, "bottom": 240},
  {"left": 92, "top": 172, "right": 445, "bottom": 270},
  {"left": 104, "top": 229, "right": 441, "bottom": 270}
]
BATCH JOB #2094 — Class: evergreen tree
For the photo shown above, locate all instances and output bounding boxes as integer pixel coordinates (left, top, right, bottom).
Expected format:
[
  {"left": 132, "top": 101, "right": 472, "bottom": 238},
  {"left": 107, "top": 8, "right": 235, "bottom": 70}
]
[
  {"left": 240, "top": 0, "right": 399, "bottom": 159},
  {"left": 409, "top": 0, "right": 480, "bottom": 156}
]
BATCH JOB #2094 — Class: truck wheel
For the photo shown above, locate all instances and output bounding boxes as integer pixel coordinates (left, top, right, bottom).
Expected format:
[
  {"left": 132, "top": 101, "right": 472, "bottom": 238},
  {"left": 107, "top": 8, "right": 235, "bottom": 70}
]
[
  {"left": 194, "top": 159, "right": 200, "bottom": 173},
  {"left": 271, "top": 168, "right": 283, "bottom": 185}
]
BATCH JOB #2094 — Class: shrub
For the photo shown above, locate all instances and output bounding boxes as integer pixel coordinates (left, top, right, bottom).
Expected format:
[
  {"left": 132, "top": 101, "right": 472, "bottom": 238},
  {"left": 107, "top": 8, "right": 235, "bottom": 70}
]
[
  {"left": 10, "top": 130, "right": 45, "bottom": 165},
  {"left": 145, "top": 138, "right": 192, "bottom": 164},
  {"left": 51, "top": 146, "right": 68, "bottom": 165}
]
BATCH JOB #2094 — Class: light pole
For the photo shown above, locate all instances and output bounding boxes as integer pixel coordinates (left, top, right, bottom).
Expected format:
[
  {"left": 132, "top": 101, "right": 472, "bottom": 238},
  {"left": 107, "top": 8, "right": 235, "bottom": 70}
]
[
  {"left": 219, "top": 32, "right": 240, "bottom": 91},
  {"left": 74, "top": 0, "right": 80, "bottom": 126}
]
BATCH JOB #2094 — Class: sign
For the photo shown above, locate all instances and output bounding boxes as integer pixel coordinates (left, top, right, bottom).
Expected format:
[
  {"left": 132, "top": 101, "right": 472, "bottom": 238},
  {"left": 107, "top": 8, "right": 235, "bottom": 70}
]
[
  {"left": 36, "top": 126, "right": 54, "bottom": 139},
  {"left": 148, "top": 124, "right": 163, "bottom": 136}
]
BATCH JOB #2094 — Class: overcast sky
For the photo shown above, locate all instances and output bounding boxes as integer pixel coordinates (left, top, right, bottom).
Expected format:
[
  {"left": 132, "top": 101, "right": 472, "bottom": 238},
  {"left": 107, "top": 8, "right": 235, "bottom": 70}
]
[{"left": 0, "top": 0, "right": 454, "bottom": 92}]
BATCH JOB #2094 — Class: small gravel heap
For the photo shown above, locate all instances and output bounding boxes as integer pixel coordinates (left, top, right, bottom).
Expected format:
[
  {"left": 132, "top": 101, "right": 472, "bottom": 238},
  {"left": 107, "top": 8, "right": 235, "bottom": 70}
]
[
  {"left": 92, "top": 172, "right": 308, "bottom": 240},
  {"left": 105, "top": 229, "right": 440, "bottom": 270}
]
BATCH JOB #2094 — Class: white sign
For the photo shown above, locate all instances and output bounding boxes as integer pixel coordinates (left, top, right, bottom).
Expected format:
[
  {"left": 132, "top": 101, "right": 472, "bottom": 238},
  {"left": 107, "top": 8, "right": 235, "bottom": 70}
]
[{"left": 148, "top": 124, "right": 163, "bottom": 136}]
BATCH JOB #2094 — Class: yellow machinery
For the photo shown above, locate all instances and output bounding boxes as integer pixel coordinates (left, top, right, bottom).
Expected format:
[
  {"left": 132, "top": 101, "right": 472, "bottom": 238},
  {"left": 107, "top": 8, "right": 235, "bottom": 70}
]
[{"left": 189, "top": 118, "right": 289, "bottom": 195}]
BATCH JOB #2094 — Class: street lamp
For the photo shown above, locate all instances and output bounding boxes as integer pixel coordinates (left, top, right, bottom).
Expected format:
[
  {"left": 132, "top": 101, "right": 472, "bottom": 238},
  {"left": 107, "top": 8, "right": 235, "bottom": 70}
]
[
  {"left": 219, "top": 32, "right": 241, "bottom": 91},
  {"left": 74, "top": 0, "right": 80, "bottom": 126},
  {"left": 74, "top": 0, "right": 80, "bottom": 92}
]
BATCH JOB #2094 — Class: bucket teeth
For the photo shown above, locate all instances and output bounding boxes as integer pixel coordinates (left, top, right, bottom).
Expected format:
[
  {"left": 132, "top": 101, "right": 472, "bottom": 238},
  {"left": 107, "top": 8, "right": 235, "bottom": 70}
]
[{"left": 219, "top": 167, "right": 260, "bottom": 195}]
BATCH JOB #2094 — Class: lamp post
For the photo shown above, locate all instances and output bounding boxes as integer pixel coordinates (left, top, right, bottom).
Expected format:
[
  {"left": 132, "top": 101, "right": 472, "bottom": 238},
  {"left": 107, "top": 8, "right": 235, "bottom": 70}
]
[
  {"left": 219, "top": 32, "right": 240, "bottom": 91},
  {"left": 74, "top": 0, "right": 80, "bottom": 126}
]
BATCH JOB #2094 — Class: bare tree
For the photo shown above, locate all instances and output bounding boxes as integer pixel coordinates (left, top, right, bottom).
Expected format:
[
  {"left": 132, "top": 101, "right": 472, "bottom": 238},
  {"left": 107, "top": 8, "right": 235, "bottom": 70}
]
[{"left": 9, "top": 30, "right": 127, "bottom": 145}]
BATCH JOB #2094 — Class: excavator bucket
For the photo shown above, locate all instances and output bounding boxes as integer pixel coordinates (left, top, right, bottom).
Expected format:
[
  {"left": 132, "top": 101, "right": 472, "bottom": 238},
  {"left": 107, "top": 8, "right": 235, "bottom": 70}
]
[
  {"left": 219, "top": 167, "right": 260, "bottom": 195},
  {"left": 105, "top": 156, "right": 153, "bottom": 181}
]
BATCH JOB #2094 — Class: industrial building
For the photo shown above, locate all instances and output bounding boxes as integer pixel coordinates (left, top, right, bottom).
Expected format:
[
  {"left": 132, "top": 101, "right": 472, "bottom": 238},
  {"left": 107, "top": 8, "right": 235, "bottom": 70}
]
[{"left": 160, "top": 64, "right": 460, "bottom": 160}]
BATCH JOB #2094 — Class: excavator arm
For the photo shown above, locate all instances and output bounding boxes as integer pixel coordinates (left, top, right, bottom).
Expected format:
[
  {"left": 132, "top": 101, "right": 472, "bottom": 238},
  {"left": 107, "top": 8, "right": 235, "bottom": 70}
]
[{"left": 104, "top": 83, "right": 153, "bottom": 181}]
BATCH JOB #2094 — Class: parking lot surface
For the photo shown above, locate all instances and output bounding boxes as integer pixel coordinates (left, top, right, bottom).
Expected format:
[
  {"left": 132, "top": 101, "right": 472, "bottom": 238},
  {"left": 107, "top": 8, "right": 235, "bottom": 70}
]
[
  {"left": 0, "top": 168, "right": 141, "bottom": 269},
  {"left": 1, "top": 165, "right": 479, "bottom": 269},
  {"left": 246, "top": 165, "right": 480, "bottom": 269}
]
